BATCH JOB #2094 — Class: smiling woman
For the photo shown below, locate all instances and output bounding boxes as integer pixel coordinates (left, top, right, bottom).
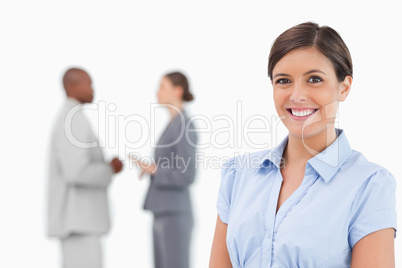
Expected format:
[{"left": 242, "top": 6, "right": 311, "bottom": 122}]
[{"left": 209, "top": 22, "right": 397, "bottom": 268}]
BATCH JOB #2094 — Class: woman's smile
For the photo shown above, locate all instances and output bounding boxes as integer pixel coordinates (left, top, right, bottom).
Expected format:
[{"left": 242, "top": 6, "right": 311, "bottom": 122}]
[{"left": 287, "top": 108, "right": 319, "bottom": 120}]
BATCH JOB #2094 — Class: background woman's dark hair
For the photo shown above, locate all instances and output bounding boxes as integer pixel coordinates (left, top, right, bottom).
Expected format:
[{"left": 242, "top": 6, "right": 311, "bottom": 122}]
[
  {"left": 164, "top": 71, "right": 194, "bottom": 102},
  {"left": 268, "top": 22, "right": 353, "bottom": 82}
]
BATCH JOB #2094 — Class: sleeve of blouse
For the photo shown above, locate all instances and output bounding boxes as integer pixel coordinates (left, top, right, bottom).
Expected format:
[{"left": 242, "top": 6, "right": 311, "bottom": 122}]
[
  {"left": 216, "top": 157, "right": 237, "bottom": 224},
  {"left": 348, "top": 168, "right": 397, "bottom": 248}
]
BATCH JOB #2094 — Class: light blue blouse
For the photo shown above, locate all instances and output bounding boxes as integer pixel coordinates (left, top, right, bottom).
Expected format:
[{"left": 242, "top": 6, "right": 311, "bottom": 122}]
[{"left": 217, "top": 129, "right": 397, "bottom": 267}]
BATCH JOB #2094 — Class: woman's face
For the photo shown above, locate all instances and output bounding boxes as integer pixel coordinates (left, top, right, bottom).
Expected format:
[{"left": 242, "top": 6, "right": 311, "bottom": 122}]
[
  {"left": 272, "top": 47, "right": 351, "bottom": 139},
  {"left": 157, "top": 76, "right": 181, "bottom": 105}
]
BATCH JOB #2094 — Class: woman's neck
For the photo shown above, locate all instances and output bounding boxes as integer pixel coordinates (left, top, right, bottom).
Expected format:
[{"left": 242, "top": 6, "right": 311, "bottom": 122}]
[
  {"left": 168, "top": 102, "right": 183, "bottom": 120},
  {"left": 283, "top": 127, "right": 337, "bottom": 167}
]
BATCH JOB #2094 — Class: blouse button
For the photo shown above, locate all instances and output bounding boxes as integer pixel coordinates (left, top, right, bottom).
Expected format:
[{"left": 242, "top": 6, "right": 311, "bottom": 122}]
[{"left": 267, "top": 230, "right": 272, "bottom": 238}]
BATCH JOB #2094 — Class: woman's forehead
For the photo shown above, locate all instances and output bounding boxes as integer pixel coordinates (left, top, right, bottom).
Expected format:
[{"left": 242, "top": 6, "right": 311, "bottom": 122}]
[{"left": 273, "top": 47, "right": 334, "bottom": 75}]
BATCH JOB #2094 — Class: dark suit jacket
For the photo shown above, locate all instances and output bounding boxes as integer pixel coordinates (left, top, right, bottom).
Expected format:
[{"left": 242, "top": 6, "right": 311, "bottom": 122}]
[{"left": 144, "top": 110, "right": 197, "bottom": 215}]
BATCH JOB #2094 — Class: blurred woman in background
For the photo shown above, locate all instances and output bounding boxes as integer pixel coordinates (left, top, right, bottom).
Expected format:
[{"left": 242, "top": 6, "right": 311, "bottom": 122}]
[{"left": 132, "top": 71, "right": 197, "bottom": 268}]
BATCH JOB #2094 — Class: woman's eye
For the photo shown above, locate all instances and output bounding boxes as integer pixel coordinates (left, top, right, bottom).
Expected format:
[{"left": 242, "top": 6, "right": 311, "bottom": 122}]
[
  {"left": 276, "top": 78, "right": 291, "bottom": 84},
  {"left": 308, "top": 76, "right": 322, "bottom": 83}
]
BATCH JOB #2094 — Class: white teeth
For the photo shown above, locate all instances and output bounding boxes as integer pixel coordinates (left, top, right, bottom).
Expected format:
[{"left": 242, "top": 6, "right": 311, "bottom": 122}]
[{"left": 291, "top": 109, "right": 315, "bottom": 117}]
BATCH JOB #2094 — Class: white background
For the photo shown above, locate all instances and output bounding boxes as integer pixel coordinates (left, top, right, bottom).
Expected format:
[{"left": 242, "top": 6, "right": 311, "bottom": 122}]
[{"left": 1, "top": 0, "right": 401, "bottom": 267}]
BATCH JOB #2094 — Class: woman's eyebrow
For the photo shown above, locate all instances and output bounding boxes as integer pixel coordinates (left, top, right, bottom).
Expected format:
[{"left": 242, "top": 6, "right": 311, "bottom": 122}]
[
  {"left": 304, "top": 69, "right": 326, "bottom": 76},
  {"left": 273, "top": 73, "right": 291, "bottom": 79},
  {"left": 273, "top": 69, "right": 326, "bottom": 79}
]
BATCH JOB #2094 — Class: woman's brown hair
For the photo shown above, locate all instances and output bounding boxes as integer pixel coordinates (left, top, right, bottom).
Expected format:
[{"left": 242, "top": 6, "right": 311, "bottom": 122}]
[
  {"left": 164, "top": 71, "right": 194, "bottom": 102},
  {"left": 268, "top": 22, "right": 353, "bottom": 82}
]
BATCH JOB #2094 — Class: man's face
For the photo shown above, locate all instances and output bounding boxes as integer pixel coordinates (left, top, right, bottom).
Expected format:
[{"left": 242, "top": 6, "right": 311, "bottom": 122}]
[{"left": 76, "top": 72, "right": 94, "bottom": 103}]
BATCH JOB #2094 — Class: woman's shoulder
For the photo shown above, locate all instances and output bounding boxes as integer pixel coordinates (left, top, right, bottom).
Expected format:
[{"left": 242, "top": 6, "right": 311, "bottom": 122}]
[
  {"left": 219, "top": 149, "right": 274, "bottom": 199},
  {"left": 223, "top": 149, "right": 274, "bottom": 174},
  {"left": 341, "top": 149, "right": 395, "bottom": 185}
]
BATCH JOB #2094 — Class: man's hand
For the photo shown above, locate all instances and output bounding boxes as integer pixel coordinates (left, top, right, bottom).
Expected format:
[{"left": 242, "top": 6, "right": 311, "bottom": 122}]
[{"left": 110, "top": 157, "right": 123, "bottom": 174}]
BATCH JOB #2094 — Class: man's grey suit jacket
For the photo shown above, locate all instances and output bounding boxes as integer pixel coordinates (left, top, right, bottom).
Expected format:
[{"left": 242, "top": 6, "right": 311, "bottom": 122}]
[{"left": 47, "top": 98, "right": 113, "bottom": 238}]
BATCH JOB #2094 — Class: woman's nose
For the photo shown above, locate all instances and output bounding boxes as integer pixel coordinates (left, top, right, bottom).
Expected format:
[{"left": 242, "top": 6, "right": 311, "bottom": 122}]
[{"left": 289, "top": 84, "right": 307, "bottom": 103}]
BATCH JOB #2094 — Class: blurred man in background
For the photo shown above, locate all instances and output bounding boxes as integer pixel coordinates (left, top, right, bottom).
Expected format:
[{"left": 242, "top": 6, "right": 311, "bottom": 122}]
[{"left": 47, "top": 68, "right": 123, "bottom": 268}]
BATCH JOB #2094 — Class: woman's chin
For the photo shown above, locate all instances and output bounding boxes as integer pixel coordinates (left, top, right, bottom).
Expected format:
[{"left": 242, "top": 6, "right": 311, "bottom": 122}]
[{"left": 287, "top": 125, "right": 326, "bottom": 140}]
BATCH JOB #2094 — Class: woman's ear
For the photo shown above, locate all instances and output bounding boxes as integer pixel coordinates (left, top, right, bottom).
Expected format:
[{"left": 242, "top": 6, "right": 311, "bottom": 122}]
[
  {"left": 339, "top": 75, "right": 352, "bottom": 102},
  {"left": 175, "top": 86, "right": 184, "bottom": 100}
]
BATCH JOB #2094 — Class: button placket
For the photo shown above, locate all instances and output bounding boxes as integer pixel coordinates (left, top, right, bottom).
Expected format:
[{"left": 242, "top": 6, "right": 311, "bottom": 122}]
[{"left": 263, "top": 171, "right": 283, "bottom": 267}]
